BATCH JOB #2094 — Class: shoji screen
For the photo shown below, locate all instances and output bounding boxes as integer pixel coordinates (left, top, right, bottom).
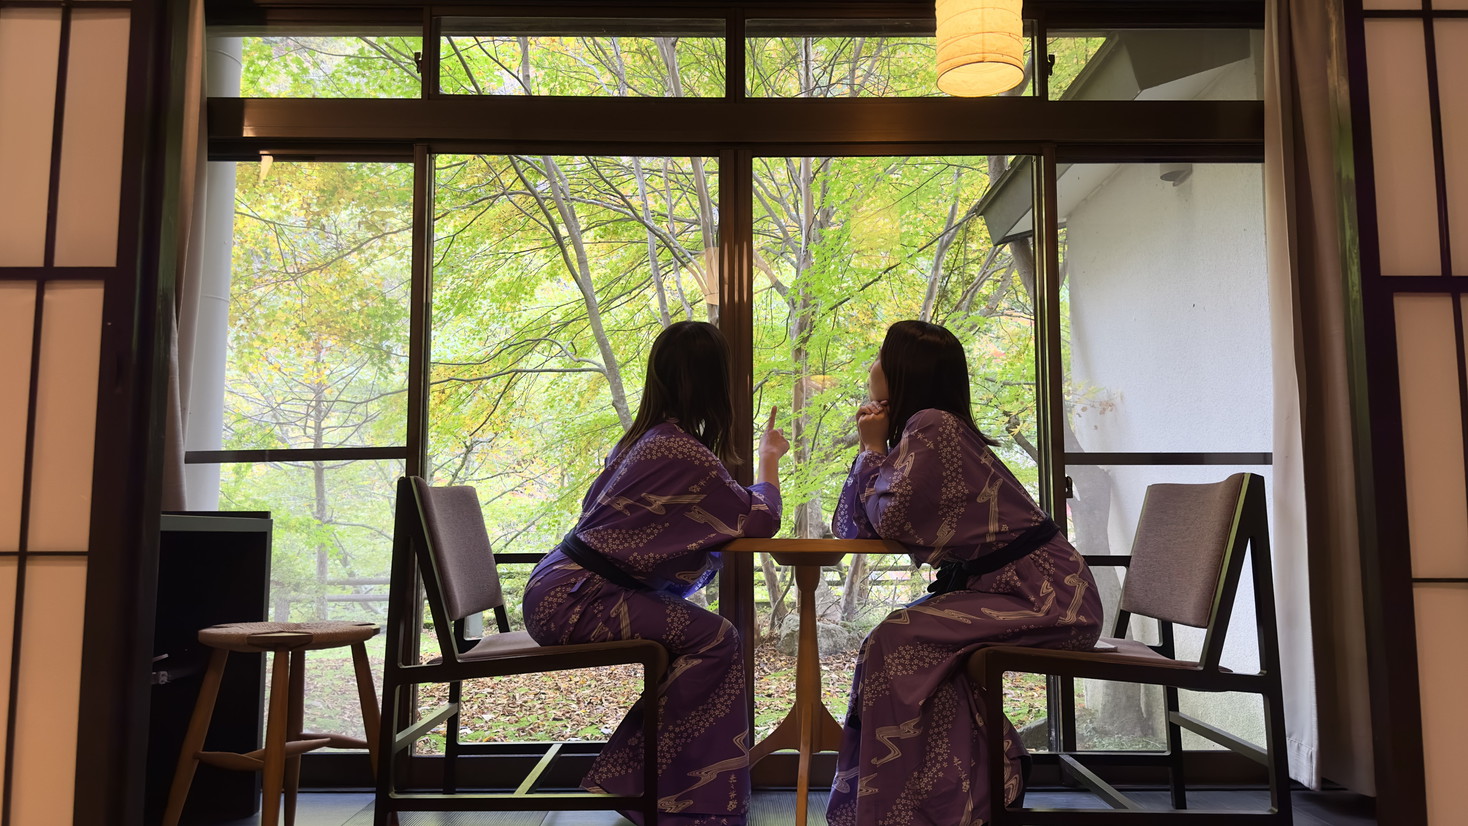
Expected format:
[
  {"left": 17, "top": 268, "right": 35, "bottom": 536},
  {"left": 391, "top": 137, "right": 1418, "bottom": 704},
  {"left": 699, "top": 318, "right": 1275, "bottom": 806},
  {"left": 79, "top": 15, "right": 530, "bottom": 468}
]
[
  {"left": 0, "top": 3, "right": 132, "bottom": 824},
  {"left": 1356, "top": 1, "right": 1468, "bottom": 823}
]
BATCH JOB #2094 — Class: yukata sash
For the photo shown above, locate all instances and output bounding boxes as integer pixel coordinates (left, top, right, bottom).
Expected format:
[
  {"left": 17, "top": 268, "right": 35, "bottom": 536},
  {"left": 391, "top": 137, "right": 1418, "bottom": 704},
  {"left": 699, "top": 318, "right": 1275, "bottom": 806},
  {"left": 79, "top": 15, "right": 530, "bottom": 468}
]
[
  {"left": 559, "top": 531, "right": 652, "bottom": 593},
  {"left": 928, "top": 518, "right": 1061, "bottom": 595}
]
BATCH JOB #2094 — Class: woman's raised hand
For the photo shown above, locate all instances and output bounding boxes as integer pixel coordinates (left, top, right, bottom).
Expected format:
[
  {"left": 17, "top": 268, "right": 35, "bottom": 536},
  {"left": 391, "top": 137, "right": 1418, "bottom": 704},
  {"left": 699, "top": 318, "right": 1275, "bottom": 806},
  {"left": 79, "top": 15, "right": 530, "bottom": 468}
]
[
  {"left": 857, "top": 400, "right": 889, "bottom": 456},
  {"left": 759, "top": 406, "right": 790, "bottom": 461}
]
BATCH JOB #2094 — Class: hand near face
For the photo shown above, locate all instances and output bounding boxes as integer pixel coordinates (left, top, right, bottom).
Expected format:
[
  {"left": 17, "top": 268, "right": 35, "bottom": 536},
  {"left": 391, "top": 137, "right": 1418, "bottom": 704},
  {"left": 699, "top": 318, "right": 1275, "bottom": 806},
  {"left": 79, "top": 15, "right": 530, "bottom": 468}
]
[{"left": 857, "top": 400, "right": 889, "bottom": 455}]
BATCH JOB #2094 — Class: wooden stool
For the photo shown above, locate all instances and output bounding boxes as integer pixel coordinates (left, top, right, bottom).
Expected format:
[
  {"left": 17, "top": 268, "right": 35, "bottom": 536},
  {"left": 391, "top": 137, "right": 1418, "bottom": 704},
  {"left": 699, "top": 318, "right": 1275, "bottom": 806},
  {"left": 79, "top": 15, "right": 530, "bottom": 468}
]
[{"left": 163, "top": 621, "right": 381, "bottom": 826}]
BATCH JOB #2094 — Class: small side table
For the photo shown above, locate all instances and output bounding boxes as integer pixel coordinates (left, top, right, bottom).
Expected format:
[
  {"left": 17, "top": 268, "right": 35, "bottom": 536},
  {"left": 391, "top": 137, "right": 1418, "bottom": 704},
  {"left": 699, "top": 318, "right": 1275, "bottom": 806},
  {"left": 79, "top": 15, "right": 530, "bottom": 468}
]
[{"left": 724, "top": 538, "right": 903, "bottom": 826}]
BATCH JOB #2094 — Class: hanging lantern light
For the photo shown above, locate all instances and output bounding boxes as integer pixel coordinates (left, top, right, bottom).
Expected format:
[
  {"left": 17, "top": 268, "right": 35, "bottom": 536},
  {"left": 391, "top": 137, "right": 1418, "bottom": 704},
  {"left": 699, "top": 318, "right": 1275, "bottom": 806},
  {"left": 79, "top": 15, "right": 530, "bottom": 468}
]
[{"left": 935, "top": 0, "right": 1026, "bottom": 97}]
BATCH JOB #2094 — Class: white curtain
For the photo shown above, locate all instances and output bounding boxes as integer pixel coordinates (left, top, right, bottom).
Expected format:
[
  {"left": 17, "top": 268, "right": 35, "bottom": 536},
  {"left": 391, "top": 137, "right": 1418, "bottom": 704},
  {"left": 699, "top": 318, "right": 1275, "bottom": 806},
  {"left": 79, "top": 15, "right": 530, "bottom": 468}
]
[
  {"left": 1264, "top": 0, "right": 1376, "bottom": 793},
  {"left": 163, "top": 14, "right": 239, "bottom": 512},
  {"left": 160, "top": 0, "right": 205, "bottom": 511}
]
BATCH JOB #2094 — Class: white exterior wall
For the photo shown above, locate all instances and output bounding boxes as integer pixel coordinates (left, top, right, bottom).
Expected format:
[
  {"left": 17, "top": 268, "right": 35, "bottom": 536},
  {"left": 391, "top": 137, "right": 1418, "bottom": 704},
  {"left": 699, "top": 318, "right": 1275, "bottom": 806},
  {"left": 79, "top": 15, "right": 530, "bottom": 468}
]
[{"left": 1064, "top": 55, "right": 1273, "bottom": 748}]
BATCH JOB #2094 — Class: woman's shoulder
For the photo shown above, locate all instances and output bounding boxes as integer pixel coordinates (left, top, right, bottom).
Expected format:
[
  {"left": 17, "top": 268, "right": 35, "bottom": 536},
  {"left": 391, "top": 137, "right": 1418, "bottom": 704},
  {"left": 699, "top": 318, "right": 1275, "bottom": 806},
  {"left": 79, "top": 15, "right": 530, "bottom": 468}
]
[
  {"left": 624, "top": 420, "right": 720, "bottom": 466},
  {"left": 904, "top": 407, "right": 964, "bottom": 432},
  {"left": 902, "top": 409, "right": 993, "bottom": 451}
]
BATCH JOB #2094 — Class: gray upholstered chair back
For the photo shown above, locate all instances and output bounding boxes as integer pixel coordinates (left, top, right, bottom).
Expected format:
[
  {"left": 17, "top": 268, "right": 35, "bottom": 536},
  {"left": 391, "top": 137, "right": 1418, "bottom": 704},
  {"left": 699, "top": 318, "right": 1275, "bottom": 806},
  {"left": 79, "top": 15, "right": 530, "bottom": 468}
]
[
  {"left": 1119, "top": 473, "right": 1247, "bottom": 629},
  {"left": 413, "top": 478, "right": 504, "bottom": 622}
]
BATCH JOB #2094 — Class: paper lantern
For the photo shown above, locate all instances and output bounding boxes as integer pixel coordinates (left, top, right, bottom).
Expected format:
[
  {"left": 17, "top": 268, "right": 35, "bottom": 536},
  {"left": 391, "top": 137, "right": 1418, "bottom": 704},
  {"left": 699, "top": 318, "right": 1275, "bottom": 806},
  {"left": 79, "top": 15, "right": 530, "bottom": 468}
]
[{"left": 935, "top": 0, "right": 1026, "bottom": 97}]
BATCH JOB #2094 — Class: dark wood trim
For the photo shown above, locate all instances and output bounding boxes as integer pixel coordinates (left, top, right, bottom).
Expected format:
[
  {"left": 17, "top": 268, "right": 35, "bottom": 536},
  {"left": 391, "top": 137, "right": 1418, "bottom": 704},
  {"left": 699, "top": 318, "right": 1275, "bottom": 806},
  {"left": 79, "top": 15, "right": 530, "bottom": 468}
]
[
  {"left": 208, "top": 97, "right": 1265, "bottom": 148},
  {"left": 724, "top": 7, "right": 743, "bottom": 100},
  {"left": 1364, "top": 7, "right": 1468, "bottom": 17},
  {"left": 1455, "top": 296, "right": 1468, "bottom": 540},
  {"left": 42, "top": 5, "right": 71, "bottom": 270},
  {"left": 200, "top": 0, "right": 1264, "bottom": 30},
  {"left": 1420, "top": 0, "right": 1454, "bottom": 278},
  {"left": 0, "top": 550, "right": 89, "bottom": 558},
  {"left": 185, "top": 446, "right": 411, "bottom": 463},
  {"left": 407, "top": 145, "right": 431, "bottom": 478},
  {"left": 716, "top": 146, "right": 757, "bottom": 738},
  {"left": 1063, "top": 452, "right": 1273, "bottom": 466},
  {"left": 0, "top": 0, "right": 134, "bottom": 6},
  {"left": 1354, "top": 276, "right": 1468, "bottom": 292},
  {"left": 72, "top": 0, "right": 177, "bottom": 822},
  {"left": 2, "top": 278, "right": 45, "bottom": 826},
  {"left": 1341, "top": 0, "right": 1430, "bottom": 822},
  {"left": 0, "top": 267, "right": 121, "bottom": 281},
  {"left": 1036, "top": 146, "right": 1064, "bottom": 518}
]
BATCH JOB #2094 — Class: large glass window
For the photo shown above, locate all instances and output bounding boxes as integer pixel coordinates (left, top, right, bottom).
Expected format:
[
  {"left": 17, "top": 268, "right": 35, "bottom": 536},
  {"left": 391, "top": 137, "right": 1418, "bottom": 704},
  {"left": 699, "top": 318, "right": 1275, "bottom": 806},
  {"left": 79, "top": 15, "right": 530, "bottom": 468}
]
[
  {"left": 213, "top": 160, "right": 412, "bottom": 740},
  {"left": 1046, "top": 29, "right": 1263, "bottom": 101},
  {"left": 438, "top": 18, "right": 725, "bottom": 96},
  {"left": 746, "top": 19, "right": 1036, "bottom": 97},
  {"left": 750, "top": 153, "right": 1043, "bottom": 733},
  {"left": 236, "top": 34, "right": 423, "bottom": 97},
  {"left": 428, "top": 152, "right": 720, "bottom": 605},
  {"left": 1045, "top": 161, "right": 1271, "bottom": 750},
  {"left": 202, "top": 2, "right": 1270, "bottom": 781}
]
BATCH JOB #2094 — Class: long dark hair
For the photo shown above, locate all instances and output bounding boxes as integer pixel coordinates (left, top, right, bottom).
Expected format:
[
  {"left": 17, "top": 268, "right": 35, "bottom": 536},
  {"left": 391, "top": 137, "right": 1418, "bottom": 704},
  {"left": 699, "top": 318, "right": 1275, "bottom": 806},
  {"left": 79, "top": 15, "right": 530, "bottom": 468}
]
[
  {"left": 615, "top": 320, "right": 739, "bottom": 465},
  {"left": 879, "top": 320, "right": 998, "bottom": 449}
]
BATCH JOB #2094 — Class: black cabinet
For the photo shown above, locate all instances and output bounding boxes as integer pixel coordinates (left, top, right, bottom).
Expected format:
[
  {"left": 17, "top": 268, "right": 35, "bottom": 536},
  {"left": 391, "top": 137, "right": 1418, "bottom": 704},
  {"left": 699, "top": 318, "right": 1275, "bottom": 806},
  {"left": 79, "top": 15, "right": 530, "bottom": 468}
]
[{"left": 145, "top": 513, "right": 271, "bottom": 825}]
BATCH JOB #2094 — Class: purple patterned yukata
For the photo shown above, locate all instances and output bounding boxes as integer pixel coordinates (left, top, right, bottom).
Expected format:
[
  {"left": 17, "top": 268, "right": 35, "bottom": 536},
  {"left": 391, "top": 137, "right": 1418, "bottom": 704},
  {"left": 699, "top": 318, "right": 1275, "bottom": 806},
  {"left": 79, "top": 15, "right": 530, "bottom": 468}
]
[
  {"left": 523, "top": 421, "right": 781, "bottom": 826},
  {"left": 827, "top": 409, "right": 1102, "bottom": 826}
]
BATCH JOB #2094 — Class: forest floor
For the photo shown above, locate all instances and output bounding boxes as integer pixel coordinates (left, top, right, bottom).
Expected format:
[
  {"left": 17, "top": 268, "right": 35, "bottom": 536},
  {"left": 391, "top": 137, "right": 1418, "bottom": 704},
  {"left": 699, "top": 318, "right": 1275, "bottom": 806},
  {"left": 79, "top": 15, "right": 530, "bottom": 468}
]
[
  {"left": 407, "top": 640, "right": 1048, "bottom": 752},
  {"left": 298, "top": 635, "right": 1049, "bottom": 753}
]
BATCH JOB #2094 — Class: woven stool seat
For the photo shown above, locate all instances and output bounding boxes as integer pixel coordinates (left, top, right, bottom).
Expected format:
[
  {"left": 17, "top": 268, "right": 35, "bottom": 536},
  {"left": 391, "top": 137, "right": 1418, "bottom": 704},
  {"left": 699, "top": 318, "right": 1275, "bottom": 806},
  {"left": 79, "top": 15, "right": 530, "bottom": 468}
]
[{"left": 199, "top": 621, "right": 379, "bottom": 652}]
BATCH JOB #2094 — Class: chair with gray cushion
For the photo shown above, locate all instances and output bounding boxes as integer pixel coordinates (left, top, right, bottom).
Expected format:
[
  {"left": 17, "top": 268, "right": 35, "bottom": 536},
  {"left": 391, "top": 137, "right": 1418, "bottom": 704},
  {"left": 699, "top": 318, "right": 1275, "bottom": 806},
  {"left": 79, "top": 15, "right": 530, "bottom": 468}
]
[
  {"left": 374, "top": 476, "right": 668, "bottom": 825},
  {"left": 967, "top": 472, "right": 1292, "bottom": 824}
]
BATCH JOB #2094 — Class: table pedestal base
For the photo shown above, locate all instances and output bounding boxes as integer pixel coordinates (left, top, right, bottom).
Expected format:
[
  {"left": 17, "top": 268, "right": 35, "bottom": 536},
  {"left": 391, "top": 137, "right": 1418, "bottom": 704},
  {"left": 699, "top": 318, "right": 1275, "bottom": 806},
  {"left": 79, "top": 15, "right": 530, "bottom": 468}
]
[{"left": 750, "top": 554, "right": 847, "bottom": 825}]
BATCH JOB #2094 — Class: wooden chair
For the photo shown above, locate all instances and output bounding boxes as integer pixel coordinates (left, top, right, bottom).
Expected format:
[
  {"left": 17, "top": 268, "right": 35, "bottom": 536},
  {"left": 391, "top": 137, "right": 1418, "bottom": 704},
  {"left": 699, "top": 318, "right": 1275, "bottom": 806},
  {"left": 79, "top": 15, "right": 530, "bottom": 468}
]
[
  {"left": 374, "top": 476, "right": 669, "bottom": 825},
  {"left": 967, "top": 472, "right": 1292, "bottom": 824}
]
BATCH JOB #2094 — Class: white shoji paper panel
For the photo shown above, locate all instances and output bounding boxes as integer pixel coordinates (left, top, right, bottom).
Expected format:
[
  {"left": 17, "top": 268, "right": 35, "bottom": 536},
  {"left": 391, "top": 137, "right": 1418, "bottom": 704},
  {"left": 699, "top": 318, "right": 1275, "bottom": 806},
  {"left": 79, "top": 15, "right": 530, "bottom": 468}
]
[
  {"left": 27, "top": 282, "right": 103, "bottom": 552},
  {"left": 1367, "top": 20, "right": 1442, "bottom": 276},
  {"left": 1438, "top": 20, "right": 1468, "bottom": 276},
  {"left": 0, "top": 10, "right": 61, "bottom": 267},
  {"left": 9, "top": 557, "right": 84, "bottom": 826},
  {"left": 1435, "top": 0, "right": 1468, "bottom": 9},
  {"left": 0, "top": 284, "right": 36, "bottom": 553},
  {"left": 1414, "top": 585, "right": 1468, "bottom": 826},
  {"left": 53, "top": 9, "right": 130, "bottom": 268},
  {"left": 1395, "top": 294, "right": 1468, "bottom": 578},
  {"left": 1363, "top": 0, "right": 1422, "bottom": 8}
]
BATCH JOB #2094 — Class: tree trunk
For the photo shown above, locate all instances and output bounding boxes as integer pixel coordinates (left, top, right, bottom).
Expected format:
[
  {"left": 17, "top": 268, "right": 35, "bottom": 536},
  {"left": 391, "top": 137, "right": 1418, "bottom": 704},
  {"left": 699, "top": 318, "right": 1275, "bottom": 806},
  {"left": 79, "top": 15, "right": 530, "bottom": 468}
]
[
  {"left": 840, "top": 553, "right": 869, "bottom": 622},
  {"left": 632, "top": 157, "right": 672, "bottom": 327},
  {"left": 310, "top": 369, "right": 330, "bottom": 622},
  {"left": 760, "top": 553, "right": 788, "bottom": 635}
]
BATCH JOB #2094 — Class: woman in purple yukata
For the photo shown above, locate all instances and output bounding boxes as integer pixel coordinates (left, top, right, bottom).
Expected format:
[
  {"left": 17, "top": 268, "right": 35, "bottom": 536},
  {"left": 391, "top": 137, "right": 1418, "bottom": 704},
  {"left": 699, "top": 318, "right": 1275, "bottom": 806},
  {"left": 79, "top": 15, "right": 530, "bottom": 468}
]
[
  {"left": 827, "top": 320, "right": 1103, "bottom": 826},
  {"left": 522, "top": 321, "right": 789, "bottom": 826}
]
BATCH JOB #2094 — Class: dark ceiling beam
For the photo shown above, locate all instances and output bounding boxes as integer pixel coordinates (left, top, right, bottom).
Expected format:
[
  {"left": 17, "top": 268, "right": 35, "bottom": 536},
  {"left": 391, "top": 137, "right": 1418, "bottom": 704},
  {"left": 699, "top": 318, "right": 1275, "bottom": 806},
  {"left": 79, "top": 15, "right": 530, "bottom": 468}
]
[{"left": 209, "top": 96, "right": 1263, "bottom": 157}]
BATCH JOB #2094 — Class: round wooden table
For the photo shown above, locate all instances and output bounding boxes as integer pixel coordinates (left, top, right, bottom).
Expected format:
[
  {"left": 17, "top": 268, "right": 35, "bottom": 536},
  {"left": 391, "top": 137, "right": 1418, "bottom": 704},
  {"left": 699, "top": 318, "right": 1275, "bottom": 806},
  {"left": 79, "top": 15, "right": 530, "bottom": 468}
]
[{"left": 723, "top": 538, "right": 905, "bottom": 826}]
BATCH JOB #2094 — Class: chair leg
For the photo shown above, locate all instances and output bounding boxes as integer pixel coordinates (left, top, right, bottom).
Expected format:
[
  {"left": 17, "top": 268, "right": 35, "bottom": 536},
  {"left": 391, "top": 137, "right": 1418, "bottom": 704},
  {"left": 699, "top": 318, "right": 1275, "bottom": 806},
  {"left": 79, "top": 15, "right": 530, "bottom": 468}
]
[
  {"left": 373, "top": 679, "right": 399, "bottom": 826},
  {"left": 162, "top": 647, "right": 229, "bottom": 826},
  {"left": 444, "top": 680, "right": 461, "bottom": 794},
  {"left": 284, "top": 649, "right": 306, "bottom": 826},
  {"left": 261, "top": 648, "right": 294, "bottom": 826},
  {"left": 351, "top": 642, "right": 382, "bottom": 775},
  {"left": 1164, "top": 685, "right": 1187, "bottom": 810},
  {"left": 1265, "top": 693, "right": 1294, "bottom": 823}
]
